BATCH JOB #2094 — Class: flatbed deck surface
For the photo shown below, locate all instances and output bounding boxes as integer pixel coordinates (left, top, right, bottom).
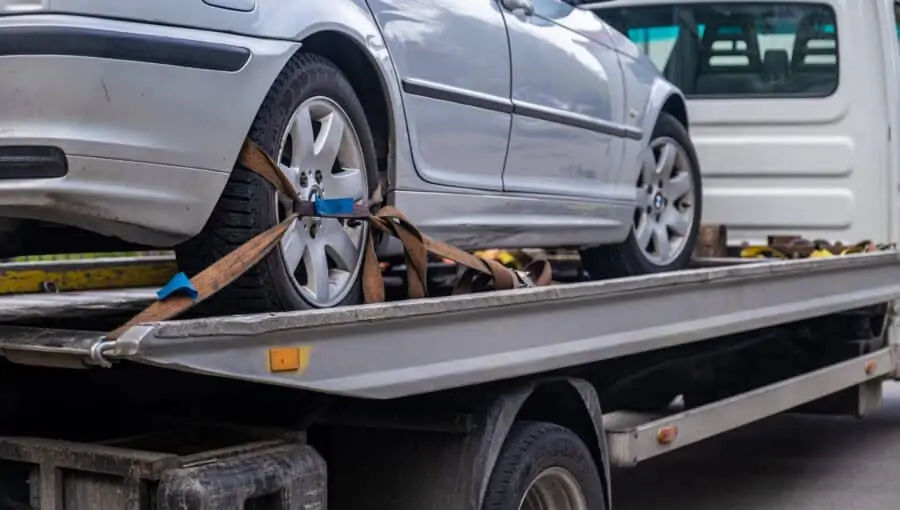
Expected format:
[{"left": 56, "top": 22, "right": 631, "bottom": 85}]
[{"left": 1, "top": 252, "right": 898, "bottom": 398}]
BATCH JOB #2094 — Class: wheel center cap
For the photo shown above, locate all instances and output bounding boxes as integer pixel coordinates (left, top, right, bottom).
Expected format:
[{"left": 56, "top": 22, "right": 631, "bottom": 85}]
[{"left": 653, "top": 193, "right": 664, "bottom": 210}]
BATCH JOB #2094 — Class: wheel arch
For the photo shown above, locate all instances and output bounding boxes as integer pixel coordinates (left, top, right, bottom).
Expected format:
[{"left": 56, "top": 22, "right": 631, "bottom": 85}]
[
  {"left": 236, "top": 19, "right": 400, "bottom": 202},
  {"left": 479, "top": 378, "right": 612, "bottom": 510},
  {"left": 639, "top": 78, "right": 690, "bottom": 140},
  {"left": 661, "top": 93, "right": 689, "bottom": 131},
  {"left": 308, "top": 377, "right": 611, "bottom": 510},
  {"left": 299, "top": 30, "right": 395, "bottom": 184}
]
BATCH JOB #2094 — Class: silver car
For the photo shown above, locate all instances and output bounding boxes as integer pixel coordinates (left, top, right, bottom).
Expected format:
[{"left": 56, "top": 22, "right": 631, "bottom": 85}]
[{"left": 0, "top": 0, "right": 701, "bottom": 313}]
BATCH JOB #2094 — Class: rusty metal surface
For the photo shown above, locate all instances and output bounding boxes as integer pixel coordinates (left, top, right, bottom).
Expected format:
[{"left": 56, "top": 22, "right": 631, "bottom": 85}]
[
  {"left": 693, "top": 224, "right": 728, "bottom": 258},
  {"left": 0, "top": 437, "right": 178, "bottom": 479},
  {"left": 0, "top": 427, "right": 323, "bottom": 510},
  {"left": 0, "top": 327, "right": 102, "bottom": 369},
  {"left": 0, "top": 289, "right": 155, "bottom": 322},
  {"left": 158, "top": 444, "right": 326, "bottom": 510}
]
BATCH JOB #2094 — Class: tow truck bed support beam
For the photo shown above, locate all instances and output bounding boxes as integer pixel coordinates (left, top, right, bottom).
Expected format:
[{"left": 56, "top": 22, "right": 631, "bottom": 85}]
[{"left": 603, "top": 346, "right": 895, "bottom": 467}]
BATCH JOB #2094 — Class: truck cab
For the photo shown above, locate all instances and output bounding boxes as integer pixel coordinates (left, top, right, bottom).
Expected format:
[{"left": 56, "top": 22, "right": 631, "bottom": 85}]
[{"left": 589, "top": 0, "right": 900, "bottom": 247}]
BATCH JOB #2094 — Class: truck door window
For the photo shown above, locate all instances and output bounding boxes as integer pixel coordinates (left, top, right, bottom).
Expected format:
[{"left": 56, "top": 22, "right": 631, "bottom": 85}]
[
  {"left": 602, "top": 2, "right": 839, "bottom": 99},
  {"left": 895, "top": 2, "right": 900, "bottom": 43}
]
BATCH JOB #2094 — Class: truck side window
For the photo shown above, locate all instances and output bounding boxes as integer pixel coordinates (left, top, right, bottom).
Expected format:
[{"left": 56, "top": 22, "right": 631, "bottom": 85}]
[
  {"left": 606, "top": 2, "right": 839, "bottom": 99},
  {"left": 895, "top": 2, "right": 900, "bottom": 44}
]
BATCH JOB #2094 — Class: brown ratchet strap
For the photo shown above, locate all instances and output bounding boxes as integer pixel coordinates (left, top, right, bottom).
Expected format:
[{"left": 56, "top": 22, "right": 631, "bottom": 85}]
[{"left": 106, "top": 139, "right": 552, "bottom": 340}]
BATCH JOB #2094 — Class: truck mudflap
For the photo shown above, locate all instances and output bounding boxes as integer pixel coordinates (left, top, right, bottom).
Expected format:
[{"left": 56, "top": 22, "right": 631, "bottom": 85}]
[{"left": 0, "top": 427, "right": 325, "bottom": 510}]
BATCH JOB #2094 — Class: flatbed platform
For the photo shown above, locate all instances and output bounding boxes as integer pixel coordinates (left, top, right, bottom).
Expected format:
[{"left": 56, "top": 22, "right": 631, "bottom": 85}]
[{"left": 1, "top": 252, "right": 897, "bottom": 399}]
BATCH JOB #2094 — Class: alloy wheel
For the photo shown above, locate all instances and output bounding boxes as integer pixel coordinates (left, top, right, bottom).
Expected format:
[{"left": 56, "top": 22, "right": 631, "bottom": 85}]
[{"left": 275, "top": 96, "right": 369, "bottom": 307}]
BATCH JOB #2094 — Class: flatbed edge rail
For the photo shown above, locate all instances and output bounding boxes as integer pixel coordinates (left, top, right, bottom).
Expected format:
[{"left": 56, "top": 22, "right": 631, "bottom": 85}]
[{"left": 1, "top": 252, "right": 899, "bottom": 399}]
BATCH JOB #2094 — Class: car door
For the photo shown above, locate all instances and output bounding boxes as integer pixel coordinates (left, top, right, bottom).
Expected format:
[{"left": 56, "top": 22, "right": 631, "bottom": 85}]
[
  {"left": 499, "top": 0, "right": 633, "bottom": 200},
  {"left": 366, "top": 0, "right": 513, "bottom": 191}
]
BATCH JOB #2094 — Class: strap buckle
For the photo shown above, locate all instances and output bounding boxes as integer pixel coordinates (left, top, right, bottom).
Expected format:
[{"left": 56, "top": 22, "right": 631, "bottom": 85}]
[{"left": 514, "top": 270, "right": 536, "bottom": 289}]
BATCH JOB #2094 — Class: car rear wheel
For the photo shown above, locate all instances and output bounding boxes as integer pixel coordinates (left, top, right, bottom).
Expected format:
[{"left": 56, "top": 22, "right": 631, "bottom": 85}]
[
  {"left": 580, "top": 112, "right": 702, "bottom": 279},
  {"left": 176, "top": 53, "right": 377, "bottom": 314}
]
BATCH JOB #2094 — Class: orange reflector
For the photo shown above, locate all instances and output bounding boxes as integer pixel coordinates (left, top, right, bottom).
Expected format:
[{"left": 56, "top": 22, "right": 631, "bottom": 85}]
[
  {"left": 268, "top": 347, "right": 311, "bottom": 373},
  {"left": 865, "top": 360, "right": 878, "bottom": 375},
  {"left": 657, "top": 425, "right": 678, "bottom": 445}
]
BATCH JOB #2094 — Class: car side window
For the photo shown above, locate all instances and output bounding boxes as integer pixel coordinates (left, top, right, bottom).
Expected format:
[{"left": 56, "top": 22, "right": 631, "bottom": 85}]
[
  {"left": 529, "top": 0, "right": 576, "bottom": 19},
  {"left": 605, "top": 2, "right": 839, "bottom": 99}
]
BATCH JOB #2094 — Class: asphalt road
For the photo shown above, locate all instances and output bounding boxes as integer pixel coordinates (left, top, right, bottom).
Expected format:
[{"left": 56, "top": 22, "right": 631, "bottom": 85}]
[{"left": 613, "top": 382, "right": 900, "bottom": 510}]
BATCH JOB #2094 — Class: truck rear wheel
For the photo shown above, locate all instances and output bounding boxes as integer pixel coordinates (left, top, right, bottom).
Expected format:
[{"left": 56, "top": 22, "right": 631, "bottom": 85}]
[{"left": 483, "top": 421, "right": 606, "bottom": 510}]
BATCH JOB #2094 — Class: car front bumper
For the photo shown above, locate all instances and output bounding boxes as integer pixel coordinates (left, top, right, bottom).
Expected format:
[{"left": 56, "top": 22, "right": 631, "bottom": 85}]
[{"left": 0, "top": 14, "right": 299, "bottom": 245}]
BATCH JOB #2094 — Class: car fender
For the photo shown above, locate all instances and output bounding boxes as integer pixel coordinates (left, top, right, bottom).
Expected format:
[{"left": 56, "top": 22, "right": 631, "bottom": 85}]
[
  {"left": 639, "top": 77, "right": 688, "bottom": 142},
  {"left": 255, "top": 0, "right": 408, "bottom": 187}
]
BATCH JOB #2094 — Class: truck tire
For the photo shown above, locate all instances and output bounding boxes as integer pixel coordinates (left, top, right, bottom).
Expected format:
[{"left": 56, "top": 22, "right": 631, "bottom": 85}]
[
  {"left": 580, "top": 112, "right": 702, "bottom": 279},
  {"left": 176, "top": 53, "right": 378, "bottom": 314},
  {"left": 483, "top": 421, "right": 606, "bottom": 510}
]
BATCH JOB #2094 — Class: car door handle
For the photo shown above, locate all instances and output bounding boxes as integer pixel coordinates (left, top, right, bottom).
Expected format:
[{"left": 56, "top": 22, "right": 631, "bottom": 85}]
[{"left": 501, "top": 0, "right": 534, "bottom": 16}]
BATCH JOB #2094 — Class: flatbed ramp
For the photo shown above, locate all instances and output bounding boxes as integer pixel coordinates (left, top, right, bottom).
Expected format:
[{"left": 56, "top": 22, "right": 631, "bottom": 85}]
[{"left": 0, "top": 251, "right": 897, "bottom": 398}]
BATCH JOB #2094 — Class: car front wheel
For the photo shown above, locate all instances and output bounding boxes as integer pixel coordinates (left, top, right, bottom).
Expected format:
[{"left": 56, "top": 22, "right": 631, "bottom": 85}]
[{"left": 176, "top": 53, "right": 377, "bottom": 314}]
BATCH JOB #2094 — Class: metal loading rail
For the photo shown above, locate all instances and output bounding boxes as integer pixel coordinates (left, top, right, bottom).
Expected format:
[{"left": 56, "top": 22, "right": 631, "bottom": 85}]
[{"left": 1, "top": 251, "right": 898, "bottom": 399}]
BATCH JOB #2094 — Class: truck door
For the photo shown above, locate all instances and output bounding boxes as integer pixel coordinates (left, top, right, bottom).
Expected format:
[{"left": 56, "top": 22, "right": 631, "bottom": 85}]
[{"left": 366, "top": 0, "right": 513, "bottom": 191}]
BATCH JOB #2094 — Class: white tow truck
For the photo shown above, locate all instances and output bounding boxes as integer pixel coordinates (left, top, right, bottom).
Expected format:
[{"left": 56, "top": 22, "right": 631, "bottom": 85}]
[
  {"left": 2, "top": 1, "right": 900, "bottom": 509},
  {"left": 592, "top": 0, "right": 900, "bottom": 247}
]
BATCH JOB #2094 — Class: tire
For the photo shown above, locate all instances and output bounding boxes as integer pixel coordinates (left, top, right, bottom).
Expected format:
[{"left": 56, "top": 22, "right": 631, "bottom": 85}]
[
  {"left": 580, "top": 112, "right": 702, "bottom": 279},
  {"left": 176, "top": 53, "right": 379, "bottom": 314},
  {"left": 483, "top": 421, "right": 606, "bottom": 510}
]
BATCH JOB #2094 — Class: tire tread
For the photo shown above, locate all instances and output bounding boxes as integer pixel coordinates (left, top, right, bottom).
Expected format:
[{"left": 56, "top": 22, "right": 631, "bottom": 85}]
[{"left": 482, "top": 421, "right": 605, "bottom": 510}]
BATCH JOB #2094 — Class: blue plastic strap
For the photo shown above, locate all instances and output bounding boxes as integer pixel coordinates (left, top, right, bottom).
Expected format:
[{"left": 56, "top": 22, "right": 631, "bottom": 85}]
[
  {"left": 314, "top": 197, "right": 354, "bottom": 216},
  {"left": 156, "top": 272, "right": 198, "bottom": 301}
]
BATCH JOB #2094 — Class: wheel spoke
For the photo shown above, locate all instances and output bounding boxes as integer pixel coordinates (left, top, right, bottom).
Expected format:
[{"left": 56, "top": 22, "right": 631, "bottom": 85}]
[
  {"left": 304, "top": 242, "right": 331, "bottom": 302},
  {"left": 635, "top": 220, "right": 653, "bottom": 249},
  {"left": 652, "top": 224, "right": 671, "bottom": 260},
  {"left": 641, "top": 150, "right": 657, "bottom": 184},
  {"left": 656, "top": 143, "right": 677, "bottom": 179},
  {"left": 664, "top": 207, "right": 691, "bottom": 236},
  {"left": 313, "top": 111, "right": 346, "bottom": 172},
  {"left": 321, "top": 220, "right": 359, "bottom": 270},
  {"left": 666, "top": 172, "right": 692, "bottom": 200},
  {"left": 278, "top": 163, "right": 301, "bottom": 191},
  {"left": 280, "top": 218, "right": 306, "bottom": 271},
  {"left": 635, "top": 187, "right": 651, "bottom": 208},
  {"left": 290, "top": 105, "right": 316, "bottom": 168},
  {"left": 327, "top": 168, "right": 366, "bottom": 201}
]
